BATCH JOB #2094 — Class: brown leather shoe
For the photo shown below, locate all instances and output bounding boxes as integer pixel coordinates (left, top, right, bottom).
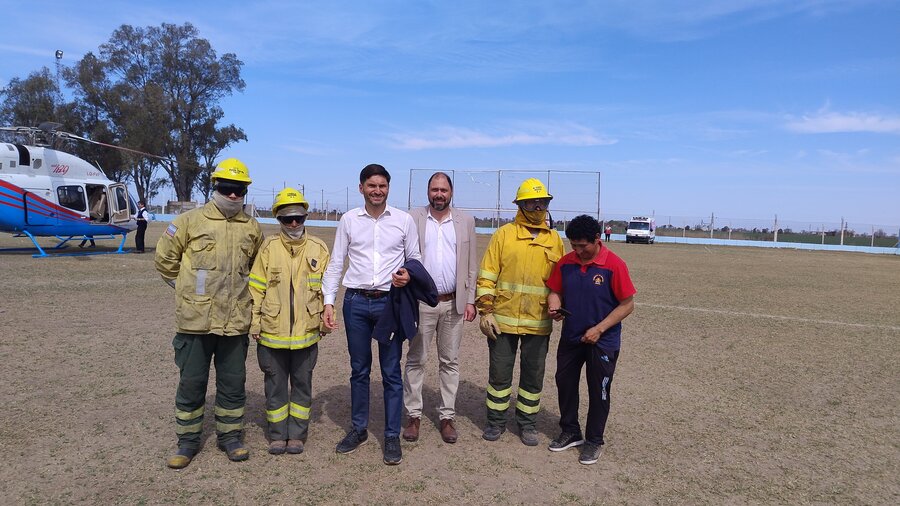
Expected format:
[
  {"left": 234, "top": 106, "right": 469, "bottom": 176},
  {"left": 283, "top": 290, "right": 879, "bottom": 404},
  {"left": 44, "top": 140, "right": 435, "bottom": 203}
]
[
  {"left": 440, "top": 419, "right": 458, "bottom": 444},
  {"left": 402, "top": 417, "right": 420, "bottom": 442}
]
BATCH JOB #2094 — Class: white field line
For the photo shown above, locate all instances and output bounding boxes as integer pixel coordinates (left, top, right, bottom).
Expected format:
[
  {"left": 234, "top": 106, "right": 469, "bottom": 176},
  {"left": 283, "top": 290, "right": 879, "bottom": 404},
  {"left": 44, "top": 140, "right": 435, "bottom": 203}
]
[{"left": 637, "top": 302, "right": 900, "bottom": 332}]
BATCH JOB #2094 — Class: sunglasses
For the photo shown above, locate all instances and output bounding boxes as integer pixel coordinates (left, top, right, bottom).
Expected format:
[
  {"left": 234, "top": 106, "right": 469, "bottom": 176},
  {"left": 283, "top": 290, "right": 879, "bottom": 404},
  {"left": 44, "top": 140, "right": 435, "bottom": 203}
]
[
  {"left": 519, "top": 198, "right": 550, "bottom": 211},
  {"left": 216, "top": 181, "right": 249, "bottom": 197},
  {"left": 277, "top": 215, "right": 307, "bottom": 225}
]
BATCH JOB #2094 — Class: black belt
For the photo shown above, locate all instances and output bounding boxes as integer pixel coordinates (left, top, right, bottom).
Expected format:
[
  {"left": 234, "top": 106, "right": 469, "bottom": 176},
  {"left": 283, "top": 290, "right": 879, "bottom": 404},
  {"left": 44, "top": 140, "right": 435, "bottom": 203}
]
[{"left": 348, "top": 288, "right": 389, "bottom": 299}]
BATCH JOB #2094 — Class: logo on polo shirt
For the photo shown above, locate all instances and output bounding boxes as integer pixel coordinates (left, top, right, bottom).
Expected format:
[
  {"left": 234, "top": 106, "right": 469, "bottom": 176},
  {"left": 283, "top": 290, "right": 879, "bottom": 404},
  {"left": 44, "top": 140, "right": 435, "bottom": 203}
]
[{"left": 593, "top": 274, "right": 604, "bottom": 285}]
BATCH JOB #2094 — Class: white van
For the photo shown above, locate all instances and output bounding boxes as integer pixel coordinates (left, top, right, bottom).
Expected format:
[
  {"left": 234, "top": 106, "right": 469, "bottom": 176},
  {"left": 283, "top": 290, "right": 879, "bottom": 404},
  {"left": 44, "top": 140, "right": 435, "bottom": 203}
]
[{"left": 626, "top": 216, "right": 656, "bottom": 244}]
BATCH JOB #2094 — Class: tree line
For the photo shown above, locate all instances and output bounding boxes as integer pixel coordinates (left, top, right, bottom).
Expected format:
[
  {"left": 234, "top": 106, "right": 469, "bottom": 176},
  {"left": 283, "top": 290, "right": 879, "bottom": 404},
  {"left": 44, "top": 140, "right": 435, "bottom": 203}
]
[{"left": 0, "top": 22, "right": 246, "bottom": 204}]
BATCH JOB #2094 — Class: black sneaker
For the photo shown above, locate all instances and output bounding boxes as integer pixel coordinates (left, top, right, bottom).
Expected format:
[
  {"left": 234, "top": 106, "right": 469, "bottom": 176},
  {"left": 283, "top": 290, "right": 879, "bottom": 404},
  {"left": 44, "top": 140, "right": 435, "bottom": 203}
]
[
  {"left": 482, "top": 425, "right": 506, "bottom": 441},
  {"left": 579, "top": 442, "right": 603, "bottom": 465},
  {"left": 336, "top": 428, "right": 368, "bottom": 454},
  {"left": 548, "top": 431, "right": 585, "bottom": 452},
  {"left": 382, "top": 436, "right": 402, "bottom": 465}
]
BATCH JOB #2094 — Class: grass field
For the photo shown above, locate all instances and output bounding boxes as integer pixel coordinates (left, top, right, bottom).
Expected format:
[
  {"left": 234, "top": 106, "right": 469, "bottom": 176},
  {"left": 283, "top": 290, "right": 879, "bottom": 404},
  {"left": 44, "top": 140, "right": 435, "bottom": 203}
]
[{"left": 1, "top": 223, "right": 897, "bottom": 505}]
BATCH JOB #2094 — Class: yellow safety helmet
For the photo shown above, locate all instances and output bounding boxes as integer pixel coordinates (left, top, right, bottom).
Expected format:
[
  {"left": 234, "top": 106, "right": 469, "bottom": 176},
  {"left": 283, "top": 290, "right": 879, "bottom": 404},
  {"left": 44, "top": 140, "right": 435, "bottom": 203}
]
[
  {"left": 273, "top": 187, "right": 309, "bottom": 214},
  {"left": 513, "top": 177, "right": 553, "bottom": 203},
  {"left": 211, "top": 158, "right": 252, "bottom": 184}
]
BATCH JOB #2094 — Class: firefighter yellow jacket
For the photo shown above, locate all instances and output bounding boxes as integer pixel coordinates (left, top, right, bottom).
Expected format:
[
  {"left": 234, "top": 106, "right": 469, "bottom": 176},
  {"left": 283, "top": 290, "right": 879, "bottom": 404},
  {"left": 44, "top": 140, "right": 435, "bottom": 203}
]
[
  {"left": 475, "top": 218, "right": 565, "bottom": 336},
  {"left": 155, "top": 201, "right": 263, "bottom": 335},
  {"left": 248, "top": 232, "right": 330, "bottom": 349}
]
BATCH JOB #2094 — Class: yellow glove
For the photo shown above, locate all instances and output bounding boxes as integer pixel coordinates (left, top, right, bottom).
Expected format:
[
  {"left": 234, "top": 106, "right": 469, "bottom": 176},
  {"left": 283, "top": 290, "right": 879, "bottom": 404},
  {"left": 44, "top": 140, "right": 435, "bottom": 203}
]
[{"left": 479, "top": 313, "right": 500, "bottom": 340}]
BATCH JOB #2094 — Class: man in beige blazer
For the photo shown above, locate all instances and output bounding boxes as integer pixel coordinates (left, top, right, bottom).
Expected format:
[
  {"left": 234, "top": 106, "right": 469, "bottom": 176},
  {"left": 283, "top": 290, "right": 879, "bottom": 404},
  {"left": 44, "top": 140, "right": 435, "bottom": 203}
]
[{"left": 402, "top": 172, "right": 478, "bottom": 444}]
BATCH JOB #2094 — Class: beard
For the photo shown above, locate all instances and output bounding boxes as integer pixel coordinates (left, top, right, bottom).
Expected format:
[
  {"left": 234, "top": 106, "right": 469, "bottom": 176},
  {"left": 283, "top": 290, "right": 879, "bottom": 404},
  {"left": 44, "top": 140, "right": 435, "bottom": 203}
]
[{"left": 429, "top": 198, "right": 449, "bottom": 211}]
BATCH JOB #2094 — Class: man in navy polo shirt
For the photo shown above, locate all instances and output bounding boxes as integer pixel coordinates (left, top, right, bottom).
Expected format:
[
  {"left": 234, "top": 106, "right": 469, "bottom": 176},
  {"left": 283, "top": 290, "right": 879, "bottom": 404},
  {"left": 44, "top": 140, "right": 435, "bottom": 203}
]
[{"left": 545, "top": 215, "right": 636, "bottom": 465}]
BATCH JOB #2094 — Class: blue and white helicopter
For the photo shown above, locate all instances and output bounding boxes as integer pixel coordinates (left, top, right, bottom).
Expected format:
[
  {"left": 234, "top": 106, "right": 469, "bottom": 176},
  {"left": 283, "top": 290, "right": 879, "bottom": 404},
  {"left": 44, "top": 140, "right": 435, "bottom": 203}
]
[{"left": 0, "top": 124, "right": 141, "bottom": 257}]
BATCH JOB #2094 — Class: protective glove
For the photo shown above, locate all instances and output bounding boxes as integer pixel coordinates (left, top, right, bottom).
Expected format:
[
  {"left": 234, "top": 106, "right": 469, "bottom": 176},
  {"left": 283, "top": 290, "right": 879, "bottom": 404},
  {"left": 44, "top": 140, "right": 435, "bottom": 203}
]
[{"left": 479, "top": 313, "right": 500, "bottom": 340}]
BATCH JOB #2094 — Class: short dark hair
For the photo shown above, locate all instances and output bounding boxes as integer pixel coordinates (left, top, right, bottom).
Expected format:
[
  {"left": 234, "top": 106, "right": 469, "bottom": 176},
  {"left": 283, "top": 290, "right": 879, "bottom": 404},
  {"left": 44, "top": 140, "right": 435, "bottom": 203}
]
[
  {"left": 565, "top": 215, "right": 603, "bottom": 243},
  {"left": 360, "top": 164, "right": 391, "bottom": 184},
  {"left": 427, "top": 171, "right": 453, "bottom": 190}
]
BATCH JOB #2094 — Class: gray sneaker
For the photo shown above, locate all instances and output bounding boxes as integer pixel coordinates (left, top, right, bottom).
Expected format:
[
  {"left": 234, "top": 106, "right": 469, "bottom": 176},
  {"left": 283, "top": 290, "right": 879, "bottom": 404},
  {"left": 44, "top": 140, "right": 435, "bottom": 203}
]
[
  {"left": 482, "top": 425, "right": 506, "bottom": 441},
  {"left": 548, "top": 431, "right": 585, "bottom": 452},
  {"left": 383, "top": 436, "right": 402, "bottom": 465},
  {"left": 579, "top": 442, "right": 603, "bottom": 465},
  {"left": 519, "top": 428, "right": 539, "bottom": 446},
  {"left": 336, "top": 429, "right": 368, "bottom": 454}
]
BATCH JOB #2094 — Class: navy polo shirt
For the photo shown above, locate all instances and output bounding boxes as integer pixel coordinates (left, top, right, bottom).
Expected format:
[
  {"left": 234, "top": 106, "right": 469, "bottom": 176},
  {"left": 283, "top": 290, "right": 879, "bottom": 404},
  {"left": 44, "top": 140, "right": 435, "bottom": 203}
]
[{"left": 546, "top": 246, "right": 636, "bottom": 350}]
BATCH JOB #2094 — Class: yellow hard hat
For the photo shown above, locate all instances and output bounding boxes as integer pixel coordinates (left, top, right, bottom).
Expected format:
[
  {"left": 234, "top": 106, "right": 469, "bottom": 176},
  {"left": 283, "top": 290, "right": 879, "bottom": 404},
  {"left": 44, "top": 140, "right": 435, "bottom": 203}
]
[
  {"left": 513, "top": 177, "right": 553, "bottom": 203},
  {"left": 273, "top": 187, "right": 309, "bottom": 214},
  {"left": 211, "top": 158, "right": 252, "bottom": 184}
]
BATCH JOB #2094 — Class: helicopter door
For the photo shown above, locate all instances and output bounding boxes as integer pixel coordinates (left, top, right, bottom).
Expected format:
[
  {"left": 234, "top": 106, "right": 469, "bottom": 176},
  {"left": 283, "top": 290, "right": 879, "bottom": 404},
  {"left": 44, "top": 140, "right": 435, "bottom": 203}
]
[
  {"left": 109, "top": 184, "right": 132, "bottom": 223},
  {"left": 85, "top": 184, "right": 110, "bottom": 223}
]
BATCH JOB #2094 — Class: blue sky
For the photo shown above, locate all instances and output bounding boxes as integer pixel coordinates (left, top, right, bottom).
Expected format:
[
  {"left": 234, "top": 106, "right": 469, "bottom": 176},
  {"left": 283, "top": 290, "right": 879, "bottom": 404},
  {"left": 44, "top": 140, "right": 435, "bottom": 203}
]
[{"left": 2, "top": 0, "right": 899, "bottom": 229}]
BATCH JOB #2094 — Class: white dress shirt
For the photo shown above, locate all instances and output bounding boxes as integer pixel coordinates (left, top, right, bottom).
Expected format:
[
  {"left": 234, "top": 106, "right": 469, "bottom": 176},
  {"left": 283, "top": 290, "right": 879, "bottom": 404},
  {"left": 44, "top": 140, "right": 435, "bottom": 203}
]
[
  {"left": 423, "top": 210, "right": 457, "bottom": 295},
  {"left": 322, "top": 205, "right": 421, "bottom": 305}
]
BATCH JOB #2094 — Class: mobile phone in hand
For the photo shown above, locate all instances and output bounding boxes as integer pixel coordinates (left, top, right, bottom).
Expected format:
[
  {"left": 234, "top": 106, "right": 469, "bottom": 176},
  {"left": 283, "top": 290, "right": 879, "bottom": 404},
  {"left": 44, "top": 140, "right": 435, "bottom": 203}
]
[{"left": 553, "top": 307, "right": 572, "bottom": 317}]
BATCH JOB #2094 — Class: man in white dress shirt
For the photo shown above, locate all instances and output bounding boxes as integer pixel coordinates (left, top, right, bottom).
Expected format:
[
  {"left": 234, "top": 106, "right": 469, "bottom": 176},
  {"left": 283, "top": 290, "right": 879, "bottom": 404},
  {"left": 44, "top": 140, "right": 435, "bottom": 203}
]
[
  {"left": 402, "top": 172, "right": 477, "bottom": 444},
  {"left": 322, "top": 164, "right": 421, "bottom": 465}
]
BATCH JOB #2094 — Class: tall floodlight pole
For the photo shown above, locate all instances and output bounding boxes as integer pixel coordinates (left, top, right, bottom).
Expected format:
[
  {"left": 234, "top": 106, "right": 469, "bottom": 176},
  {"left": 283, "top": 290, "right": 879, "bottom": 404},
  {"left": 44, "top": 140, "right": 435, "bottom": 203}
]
[
  {"left": 596, "top": 173, "right": 601, "bottom": 221},
  {"left": 496, "top": 170, "right": 502, "bottom": 228},
  {"left": 54, "top": 50, "right": 63, "bottom": 88},
  {"left": 407, "top": 169, "right": 413, "bottom": 210}
]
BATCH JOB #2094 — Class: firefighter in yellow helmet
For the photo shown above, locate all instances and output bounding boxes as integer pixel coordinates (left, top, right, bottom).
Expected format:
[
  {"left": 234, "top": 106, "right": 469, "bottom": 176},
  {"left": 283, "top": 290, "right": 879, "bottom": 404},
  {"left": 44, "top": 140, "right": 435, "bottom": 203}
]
[
  {"left": 248, "top": 188, "right": 330, "bottom": 455},
  {"left": 476, "top": 177, "right": 565, "bottom": 446},
  {"left": 155, "top": 157, "right": 263, "bottom": 469}
]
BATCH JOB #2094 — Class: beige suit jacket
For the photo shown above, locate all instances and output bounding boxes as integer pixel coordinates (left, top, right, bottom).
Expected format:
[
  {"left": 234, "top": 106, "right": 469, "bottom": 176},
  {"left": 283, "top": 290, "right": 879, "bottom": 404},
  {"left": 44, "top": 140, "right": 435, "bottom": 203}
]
[{"left": 409, "top": 206, "right": 478, "bottom": 315}]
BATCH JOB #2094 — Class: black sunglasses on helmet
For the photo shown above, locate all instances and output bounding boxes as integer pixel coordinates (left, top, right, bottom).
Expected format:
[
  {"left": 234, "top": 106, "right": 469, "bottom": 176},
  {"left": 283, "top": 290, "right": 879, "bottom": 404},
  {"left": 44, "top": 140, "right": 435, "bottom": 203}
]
[
  {"left": 216, "top": 181, "right": 249, "bottom": 197},
  {"left": 277, "top": 215, "right": 307, "bottom": 225}
]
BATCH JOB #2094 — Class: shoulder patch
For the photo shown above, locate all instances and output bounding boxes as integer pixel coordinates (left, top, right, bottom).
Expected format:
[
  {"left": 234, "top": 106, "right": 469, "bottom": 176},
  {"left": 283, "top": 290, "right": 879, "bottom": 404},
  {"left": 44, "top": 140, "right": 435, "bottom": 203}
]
[{"left": 165, "top": 224, "right": 178, "bottom": 237}]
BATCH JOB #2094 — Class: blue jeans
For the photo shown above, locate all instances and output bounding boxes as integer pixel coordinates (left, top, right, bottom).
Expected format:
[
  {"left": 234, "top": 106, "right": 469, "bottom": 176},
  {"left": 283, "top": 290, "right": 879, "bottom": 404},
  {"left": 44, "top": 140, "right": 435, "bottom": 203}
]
[{"left": 342, "top": 291, "right": 404, "bottom": 437}]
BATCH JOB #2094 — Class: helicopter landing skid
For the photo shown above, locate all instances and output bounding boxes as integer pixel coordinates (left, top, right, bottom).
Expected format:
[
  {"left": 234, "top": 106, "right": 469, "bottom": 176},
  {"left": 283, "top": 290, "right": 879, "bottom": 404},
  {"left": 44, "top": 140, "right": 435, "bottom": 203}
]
[{"left": 0, "top": 231, "right": 132, "bottom": 258}]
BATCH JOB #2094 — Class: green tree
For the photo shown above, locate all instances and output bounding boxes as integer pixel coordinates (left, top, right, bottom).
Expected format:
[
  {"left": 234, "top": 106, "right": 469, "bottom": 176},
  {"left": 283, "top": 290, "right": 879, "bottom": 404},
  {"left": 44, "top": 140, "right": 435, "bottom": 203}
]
[
  {"left": 66, "top": 22, "right": 246, "bottom": 201},
  {"left": 0, "top": 67, "right": 62, "bottom": 127}
]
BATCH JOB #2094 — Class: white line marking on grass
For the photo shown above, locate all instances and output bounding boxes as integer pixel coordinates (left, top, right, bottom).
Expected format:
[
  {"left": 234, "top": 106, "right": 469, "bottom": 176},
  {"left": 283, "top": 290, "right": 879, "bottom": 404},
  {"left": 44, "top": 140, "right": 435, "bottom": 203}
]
[{"left": 637, "top": 303, "right": 900, "bottom": 332}]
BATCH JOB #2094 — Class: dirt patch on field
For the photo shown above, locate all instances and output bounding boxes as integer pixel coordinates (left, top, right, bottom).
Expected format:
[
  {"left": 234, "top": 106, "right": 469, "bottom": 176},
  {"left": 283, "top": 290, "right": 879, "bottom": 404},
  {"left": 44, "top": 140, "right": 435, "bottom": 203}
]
[{"left": 1, "top": 224, "right": 897, "bottom": 504}]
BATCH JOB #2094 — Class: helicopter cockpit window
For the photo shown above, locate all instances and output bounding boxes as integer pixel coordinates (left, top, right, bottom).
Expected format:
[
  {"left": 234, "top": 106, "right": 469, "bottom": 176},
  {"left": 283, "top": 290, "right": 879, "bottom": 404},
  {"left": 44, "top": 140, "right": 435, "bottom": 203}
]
[
  {"left": 33, "top": 159, "right": 42, "bottom": 169},
  {"left": 57, "top": 185, "right": 87, "bottom": 212}
]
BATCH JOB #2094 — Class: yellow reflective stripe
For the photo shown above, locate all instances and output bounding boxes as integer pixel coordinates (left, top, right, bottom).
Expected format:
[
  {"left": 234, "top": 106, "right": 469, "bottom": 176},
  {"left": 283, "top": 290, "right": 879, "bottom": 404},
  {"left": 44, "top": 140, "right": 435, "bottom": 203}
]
[
  {"left": 215, "top": 406, "right": 244, "bottom": 418},
  {"left": 497, "top": 280, "right": 550, "bottom": 296},
  {"left": 175, "top": 421, "right": 203, "bottom": 435},
  {"left": 487, "top": 385, "right": 512, "bottom": 398},
  {"left": 290, "top": 402, "right": 310, "bottom": 420},
  {"left": 217, "top": 421, "right": 243, "bottom": 433},
  {"left": 517, "top": 388, "right": 541, "bottom": 401},
  {"left": 494, "top": 313, "right": 552, "bottom": 330},
  {"left": 307, "top": 274, "right": 322, "bottom": 288},
  {"left": 175, "top": 406, "right": 204, "bottom": 421},
  {"left": 266, "top": 404, "right": 289, "bottom": 423},
  {"left": 249, "top": 273, "right": 267, "bottom": 289},
  {"left": 479, "top": 269, "right": 498, "bottom": 282},
  {"left": 259, "top": 331, "right": 321, "bottom": 350},
  {"left": 487, "top": 399, "right": 510, "bottom": 411},
  {"left": 516, "top": 400, "right": 541, "bottom": 414},
  {"left": 476, "top": 287, "right": 496, "bottom": 297},
  {"left": 249, "top": 279, "right": 266, "bottom": 290}
]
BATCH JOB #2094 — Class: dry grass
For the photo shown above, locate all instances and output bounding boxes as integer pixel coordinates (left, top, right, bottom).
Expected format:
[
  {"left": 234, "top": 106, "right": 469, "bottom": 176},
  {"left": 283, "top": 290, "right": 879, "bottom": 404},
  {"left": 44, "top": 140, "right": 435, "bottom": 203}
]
[{"left": 0, "top": 223, "right": 897, "bottom": 505}]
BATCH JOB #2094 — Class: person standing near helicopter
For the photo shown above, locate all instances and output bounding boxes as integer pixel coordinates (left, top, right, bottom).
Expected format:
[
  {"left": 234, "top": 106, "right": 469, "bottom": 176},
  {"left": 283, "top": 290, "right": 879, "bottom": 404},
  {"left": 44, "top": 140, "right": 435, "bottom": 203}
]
[
  {"left": 155, "top": 158, "right": 263, "bottom": 469},
  {"left": 248, "top": 188, "right": 330, "bottom": 456}
]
